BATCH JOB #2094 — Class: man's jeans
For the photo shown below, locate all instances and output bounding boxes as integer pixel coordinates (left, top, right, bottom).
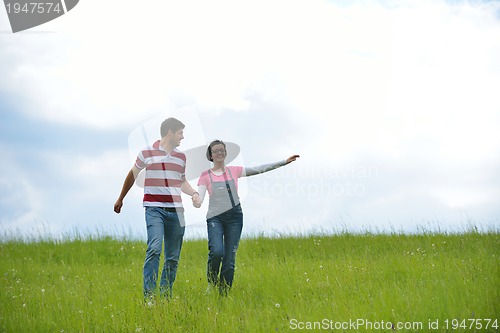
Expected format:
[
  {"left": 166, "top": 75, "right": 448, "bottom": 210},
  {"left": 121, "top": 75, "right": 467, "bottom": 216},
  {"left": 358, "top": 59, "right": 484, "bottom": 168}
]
[
  {"left": 144, "top": 207, "right": 185, "bottom": 297},
  {"left": 206, "top": 204, "right": 243, "bottom": 289}
]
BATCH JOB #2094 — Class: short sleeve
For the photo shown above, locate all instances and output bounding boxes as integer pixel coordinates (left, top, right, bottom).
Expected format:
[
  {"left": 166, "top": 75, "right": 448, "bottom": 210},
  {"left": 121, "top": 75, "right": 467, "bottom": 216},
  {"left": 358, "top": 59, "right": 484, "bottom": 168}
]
[
  {"left": 135, "top": 153, "right": 146, "bottom": 170},
  {"left": 197, "top": 170, "right": 210, "bottom": 186},
  {"left": 230, "top": 166, "right": 244, "bottom": 178}
]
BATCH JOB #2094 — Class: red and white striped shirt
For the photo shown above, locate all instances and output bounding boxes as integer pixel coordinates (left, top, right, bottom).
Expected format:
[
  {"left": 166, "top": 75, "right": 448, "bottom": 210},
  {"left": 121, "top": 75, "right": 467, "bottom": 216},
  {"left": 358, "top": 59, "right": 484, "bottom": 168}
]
[{"left": 135, "top": 140, "right": 186, "bottom": 208}]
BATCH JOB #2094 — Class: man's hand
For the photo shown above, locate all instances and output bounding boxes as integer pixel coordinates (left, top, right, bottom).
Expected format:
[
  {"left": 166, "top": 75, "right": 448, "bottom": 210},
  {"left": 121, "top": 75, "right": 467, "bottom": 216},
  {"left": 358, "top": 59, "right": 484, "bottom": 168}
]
[
  {"left": 192, "top": 193, "right": 201, "bottom": 208},
  {"left": 114, "top": 199, "right": 123, "bottom": 214},
  {"left": 114, "top": 168, "right": 138, "bottom": 214}
]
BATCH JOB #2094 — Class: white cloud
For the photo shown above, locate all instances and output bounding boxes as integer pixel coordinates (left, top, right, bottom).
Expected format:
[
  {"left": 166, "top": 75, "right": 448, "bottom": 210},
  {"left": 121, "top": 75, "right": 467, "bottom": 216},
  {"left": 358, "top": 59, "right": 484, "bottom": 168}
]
[
  {"left": 430, "top": 186, "right": 500, "bottom": 209},
  {"left": 0, "top": 144, "right": 45, "bottom": 235},
  {"left": 1, "top": 0, "right": 393, "bottom": 129},
  {"left": 0, "top": 177, "right": 43, "bottom": 230},
  {"left": 1, "top": 0, "right": 499, "bottom": 236}
]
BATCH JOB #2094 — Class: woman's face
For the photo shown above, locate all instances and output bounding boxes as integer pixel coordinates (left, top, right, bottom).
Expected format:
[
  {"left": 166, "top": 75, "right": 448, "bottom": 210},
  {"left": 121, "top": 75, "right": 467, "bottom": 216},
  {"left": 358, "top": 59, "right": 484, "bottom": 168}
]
[{"left": 211, "top": 144, "right": 227, "bottom": 163}]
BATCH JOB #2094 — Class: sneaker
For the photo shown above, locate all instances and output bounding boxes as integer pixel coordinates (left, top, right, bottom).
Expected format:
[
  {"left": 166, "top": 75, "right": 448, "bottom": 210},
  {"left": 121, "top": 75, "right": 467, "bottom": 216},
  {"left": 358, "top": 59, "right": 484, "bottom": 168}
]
[
  {"left": 205, "top": 284, "right": 216, "bottom": 295},
  {"left": 144, "top": 294, "right": 155, "bottom": 307}
]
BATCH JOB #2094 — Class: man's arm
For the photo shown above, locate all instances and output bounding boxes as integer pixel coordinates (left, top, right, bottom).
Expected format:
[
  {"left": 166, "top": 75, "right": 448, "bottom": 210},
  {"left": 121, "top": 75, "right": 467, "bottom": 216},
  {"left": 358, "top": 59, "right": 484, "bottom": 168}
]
[
  {"left": 114, "top": 166, "right": 140, "bottom": 214},
  {"left": 181, "top": 177, "right": 200, "bottom": 206}
]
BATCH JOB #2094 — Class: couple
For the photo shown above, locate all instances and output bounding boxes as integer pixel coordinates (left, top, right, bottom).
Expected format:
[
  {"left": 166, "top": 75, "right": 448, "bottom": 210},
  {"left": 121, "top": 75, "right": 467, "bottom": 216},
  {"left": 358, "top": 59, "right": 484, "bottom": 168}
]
[{"left": 114, "top": 117, "right": 299, "bottom": 298}]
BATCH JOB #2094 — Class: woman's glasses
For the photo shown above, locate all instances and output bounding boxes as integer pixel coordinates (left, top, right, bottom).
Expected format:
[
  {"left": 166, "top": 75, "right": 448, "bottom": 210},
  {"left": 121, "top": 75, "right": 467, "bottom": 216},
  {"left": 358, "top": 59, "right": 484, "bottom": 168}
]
[{"left": 211, "top": 149, "right": 226, "bottom": 155}]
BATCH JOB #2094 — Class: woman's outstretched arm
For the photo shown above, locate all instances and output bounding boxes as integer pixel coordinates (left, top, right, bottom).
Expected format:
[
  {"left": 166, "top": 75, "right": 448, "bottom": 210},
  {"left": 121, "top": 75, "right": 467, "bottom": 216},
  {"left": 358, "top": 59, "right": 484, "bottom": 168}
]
[{"left": 242, "top": 155, "right": 300, "bottom": 177}]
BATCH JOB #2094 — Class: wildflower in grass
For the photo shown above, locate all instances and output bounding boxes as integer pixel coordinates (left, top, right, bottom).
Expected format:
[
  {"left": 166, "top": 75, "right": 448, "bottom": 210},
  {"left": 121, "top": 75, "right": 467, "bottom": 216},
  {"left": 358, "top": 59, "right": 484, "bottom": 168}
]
[{"left": 275, "top": 303, "right": 280, "bottom": 308}]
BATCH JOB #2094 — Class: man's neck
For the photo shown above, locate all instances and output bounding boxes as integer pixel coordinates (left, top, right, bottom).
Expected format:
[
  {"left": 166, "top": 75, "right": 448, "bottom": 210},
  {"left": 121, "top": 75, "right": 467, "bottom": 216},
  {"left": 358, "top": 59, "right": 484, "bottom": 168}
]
[{"left": 160, "top": 138, "right": 175, "bottom": 153}]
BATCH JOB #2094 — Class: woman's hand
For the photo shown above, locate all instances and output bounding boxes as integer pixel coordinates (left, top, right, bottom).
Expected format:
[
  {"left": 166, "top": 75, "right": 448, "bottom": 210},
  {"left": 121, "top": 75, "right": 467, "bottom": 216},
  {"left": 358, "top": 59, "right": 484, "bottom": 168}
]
[
  {"left": 192, "top": 193, "right": 202, "bottom": 208},
  {"left": 286, "top": 155, "right": 300, "bottom": 164}
]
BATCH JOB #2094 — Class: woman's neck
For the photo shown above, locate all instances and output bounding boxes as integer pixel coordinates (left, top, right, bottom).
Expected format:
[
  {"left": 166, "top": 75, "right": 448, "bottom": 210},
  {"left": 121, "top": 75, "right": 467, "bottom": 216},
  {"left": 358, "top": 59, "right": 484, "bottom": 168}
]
[{"left": 211, "top": 162, "right": 225, "bottom": 172}]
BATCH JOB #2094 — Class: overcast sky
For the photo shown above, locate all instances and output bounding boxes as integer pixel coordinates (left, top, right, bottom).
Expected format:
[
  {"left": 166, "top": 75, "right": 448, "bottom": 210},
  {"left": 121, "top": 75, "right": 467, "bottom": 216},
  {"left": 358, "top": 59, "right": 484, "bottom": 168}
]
[{"left": 1, "top": 0, "right": 499, "bottom": 240}]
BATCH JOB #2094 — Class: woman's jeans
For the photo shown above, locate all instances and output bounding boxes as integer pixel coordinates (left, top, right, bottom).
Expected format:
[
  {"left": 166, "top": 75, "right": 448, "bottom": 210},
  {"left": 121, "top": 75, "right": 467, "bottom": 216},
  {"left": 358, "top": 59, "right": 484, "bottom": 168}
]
[
  {"left": 207, "top": 205, "right": 243, "bottom": 289},
  {"left": 144, "top": 207, "right": 185, "bottom": 297}
]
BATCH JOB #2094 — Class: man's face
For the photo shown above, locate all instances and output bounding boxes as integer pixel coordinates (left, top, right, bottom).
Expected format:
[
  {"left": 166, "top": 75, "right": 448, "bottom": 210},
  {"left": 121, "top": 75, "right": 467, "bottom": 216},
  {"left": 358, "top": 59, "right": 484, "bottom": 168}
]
[{"left": 170, "top": 128, "right": 184, "bottom": 147}]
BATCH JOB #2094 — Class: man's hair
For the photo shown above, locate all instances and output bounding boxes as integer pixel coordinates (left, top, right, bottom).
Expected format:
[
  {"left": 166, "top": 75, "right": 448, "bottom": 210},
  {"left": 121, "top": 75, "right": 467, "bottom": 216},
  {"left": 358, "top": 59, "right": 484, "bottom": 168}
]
[
  {"left": 160, "top": 117, "right": 185, "bottom": 137},
  {"left": 206, "top": 139, "right": 226, "bottom": 162}
]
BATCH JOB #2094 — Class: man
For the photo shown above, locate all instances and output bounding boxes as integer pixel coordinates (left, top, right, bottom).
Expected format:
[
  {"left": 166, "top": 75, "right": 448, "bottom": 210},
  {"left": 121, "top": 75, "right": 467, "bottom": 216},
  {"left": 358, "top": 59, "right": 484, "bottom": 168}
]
[{"left": 114, "top": 117, "right": 200, "bottom": 299}]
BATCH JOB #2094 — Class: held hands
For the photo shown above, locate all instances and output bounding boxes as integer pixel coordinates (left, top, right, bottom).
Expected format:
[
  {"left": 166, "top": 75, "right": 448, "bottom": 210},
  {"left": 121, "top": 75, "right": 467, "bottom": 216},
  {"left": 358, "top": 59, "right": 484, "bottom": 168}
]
[
  {"left": 286, "top": 154, "right": 300, "bottom": 164},
  {"left": 192, "top": 193, "right": 201, "bottom": 208}
]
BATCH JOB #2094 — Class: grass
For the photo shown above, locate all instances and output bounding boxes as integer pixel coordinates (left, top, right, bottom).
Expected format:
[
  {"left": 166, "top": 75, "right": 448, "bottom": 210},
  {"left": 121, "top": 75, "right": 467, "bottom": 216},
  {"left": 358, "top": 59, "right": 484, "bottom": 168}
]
[{"left": 1, "top": 231, "right": 499, "bottom": 332}]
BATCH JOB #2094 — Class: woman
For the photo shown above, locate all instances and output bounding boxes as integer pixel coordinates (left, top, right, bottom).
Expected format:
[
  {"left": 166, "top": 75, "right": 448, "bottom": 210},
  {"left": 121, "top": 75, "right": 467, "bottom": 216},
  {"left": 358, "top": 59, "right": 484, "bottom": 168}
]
[{"left": 194, "top": 139, "right": 299, "bottom": 294}]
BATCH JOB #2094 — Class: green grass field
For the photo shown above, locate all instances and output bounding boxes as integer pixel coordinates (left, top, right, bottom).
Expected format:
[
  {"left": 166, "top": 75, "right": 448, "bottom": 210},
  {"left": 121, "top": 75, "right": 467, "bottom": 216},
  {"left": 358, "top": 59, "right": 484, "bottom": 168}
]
[{"left": 1, "top": 231, "right": 499, "bottom": 332}]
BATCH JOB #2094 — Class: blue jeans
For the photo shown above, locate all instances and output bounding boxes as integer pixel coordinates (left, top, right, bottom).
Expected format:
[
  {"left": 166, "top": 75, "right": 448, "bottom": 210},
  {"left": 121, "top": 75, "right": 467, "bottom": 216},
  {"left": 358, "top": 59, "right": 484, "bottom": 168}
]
[
  {"left": 206, "top": 205, "right": 243, "bottom": 289},
  {"left": 144, "top": 207, "right": 185, "bottom": 297}
]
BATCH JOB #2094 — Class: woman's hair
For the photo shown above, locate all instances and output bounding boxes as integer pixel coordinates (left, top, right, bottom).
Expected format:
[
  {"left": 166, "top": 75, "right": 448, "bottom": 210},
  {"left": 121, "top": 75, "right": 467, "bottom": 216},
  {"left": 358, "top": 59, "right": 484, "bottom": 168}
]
[{"left": 206, "top": 139, "right": 226, "bottom": 161}]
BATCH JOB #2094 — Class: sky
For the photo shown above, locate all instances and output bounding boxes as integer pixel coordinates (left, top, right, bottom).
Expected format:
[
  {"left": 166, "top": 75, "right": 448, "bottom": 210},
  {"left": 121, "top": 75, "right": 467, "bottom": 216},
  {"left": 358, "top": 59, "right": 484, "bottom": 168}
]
[{"left": 1, "top": 0, "right": 499, "bottom": 240}]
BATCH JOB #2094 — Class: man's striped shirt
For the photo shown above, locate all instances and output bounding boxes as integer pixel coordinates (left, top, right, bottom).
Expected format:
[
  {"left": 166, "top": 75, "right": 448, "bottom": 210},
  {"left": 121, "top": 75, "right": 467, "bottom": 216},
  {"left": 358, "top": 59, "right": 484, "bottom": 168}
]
[{"left": 135, "top": 140, "right": 186, "bottom": 208}]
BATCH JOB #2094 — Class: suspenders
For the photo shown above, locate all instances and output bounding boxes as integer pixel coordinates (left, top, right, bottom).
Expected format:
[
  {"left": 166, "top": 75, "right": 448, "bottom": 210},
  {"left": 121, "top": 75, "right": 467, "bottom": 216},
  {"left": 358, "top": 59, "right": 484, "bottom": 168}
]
[{"left": 208, "top": 168, "right": 239, "bottom": 214}]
